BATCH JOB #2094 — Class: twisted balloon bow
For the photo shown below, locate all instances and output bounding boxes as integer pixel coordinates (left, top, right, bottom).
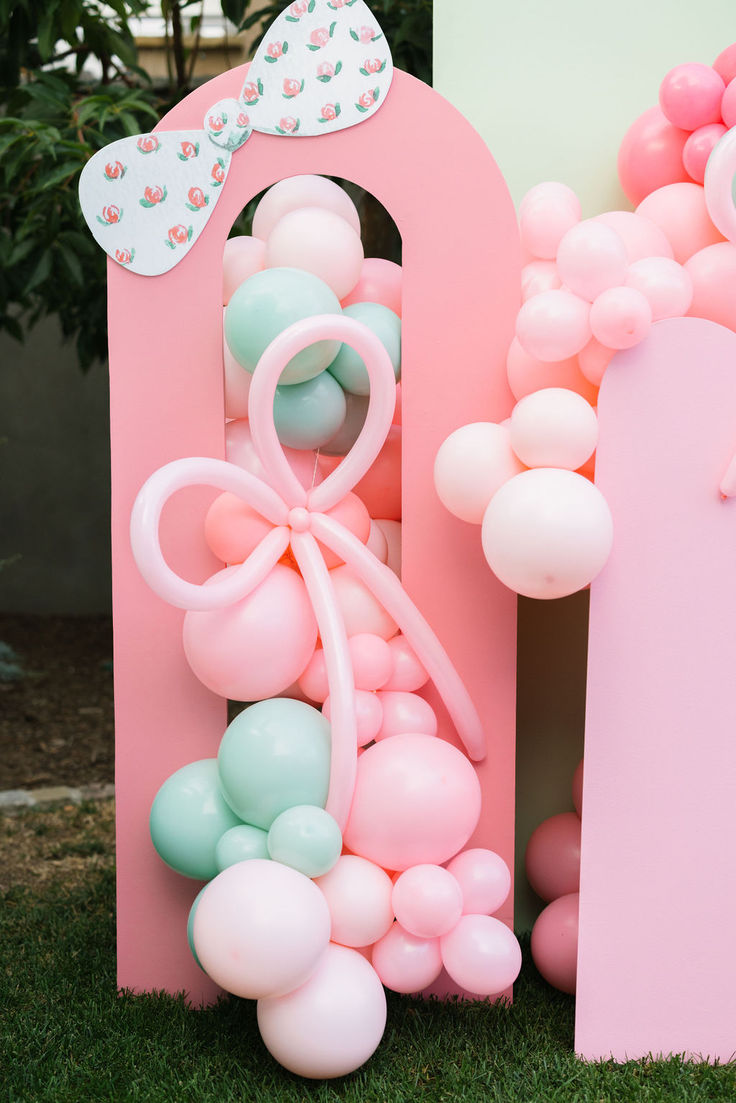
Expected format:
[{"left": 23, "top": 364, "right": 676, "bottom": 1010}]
[{"left": 130, "top": 314, "right": 486, "bottom": 830}]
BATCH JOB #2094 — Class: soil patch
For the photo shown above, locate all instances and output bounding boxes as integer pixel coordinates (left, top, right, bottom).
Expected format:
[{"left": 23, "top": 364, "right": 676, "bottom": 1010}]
[{"left": 0, "top": 799, "right": 115, "bottom": 892}]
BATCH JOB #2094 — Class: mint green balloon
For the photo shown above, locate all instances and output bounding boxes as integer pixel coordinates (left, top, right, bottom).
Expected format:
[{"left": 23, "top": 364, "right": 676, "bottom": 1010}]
[
  {"left": 187, "top": 886, "right": 207, "bottom": 970},
  {"left": 149, "top": 759, "right": 243, "bottom": 881},
  {"left": 215, "top": 824, "right": 269, "bottom": 871},
  {"left": 267, "top": 805, "right": 342, "bottom": 878},
  {"left": 327, "top": 302, "right": 401, "bottom": 396},
  {"left": 217, "top": 698, "right": 331, "bottom": 829},
  {"left": 274, "top": 370, "right": 347, "bottom": 450},
  {"left": 224, "top": 267, "right": 342, "bottom": 384}
]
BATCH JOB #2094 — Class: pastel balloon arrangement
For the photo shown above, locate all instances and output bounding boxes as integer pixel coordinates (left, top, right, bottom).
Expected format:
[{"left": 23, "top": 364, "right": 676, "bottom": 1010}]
[{"left": 130, "top": 175, "right": 521, "bottom": 1080}]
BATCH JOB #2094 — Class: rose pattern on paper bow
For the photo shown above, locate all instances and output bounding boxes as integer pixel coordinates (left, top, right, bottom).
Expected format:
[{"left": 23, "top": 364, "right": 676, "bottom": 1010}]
[{"left": 78, "top": 0, "right": 393, "bottom": 276}]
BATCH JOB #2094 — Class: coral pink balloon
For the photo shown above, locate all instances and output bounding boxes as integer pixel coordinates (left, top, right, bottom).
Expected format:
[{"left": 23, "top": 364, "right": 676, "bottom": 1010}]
[
  {"left": 593, "top": 211, "right": 674, "bottom": 262},
  {"left": 625, "top": 256, "right": 693, "bottom": 320},
  {"left": 530, "top": 892, "right": 579, "bottom": 995},
  {"left": 509, "top": 388, "right": 598, "bottom": 471},
  {"left": 225, "top": 418, "right": 320, "bottom": 489},
  {"left": 685, "top": 242, "right": 736, "bottom": 331},
  {"left": 205, "top": 491, "right": 274, "bottom": 564},
  {"left": 521, "top": 260, "right": 562, "bottom": 301},
  {"left": 317, "top": 492, "right": 371, "bottom": 569},
  {"left": 323, "top": 688, "right": 383, "bottom": 747},
  {"left": 392, "top": 864, "right": 463, "bottom": 939},
  {"left": 373, "top": 518, "right": 401, "bottom": 575},
  {"left": 721, "top": 77, "right": 736, "bottom": 128},
  {"left": 183, "top": 564, "right": 318, "bottom": 700},
  {"left": 315, "top": 855, "right": 394, "bottom": 948},
  {"left": 440, "top": 915, "right": 522, "bottom": 997},
  {"left": 618, "top": 106, "right": 689, "bottom": 206},
  {"left": 518, "top": 182, "right": 581, "bottom": 260},
  {"left": 577, "top": 338, "right": 613, "bottom": 386},
  {"left": 714, "top": 43, "right": 736, "bottom": 85},
  {"left": 481, "top": 469, "right": 613, "bottom": 600},
  {"left": 319, "top": 425, "right": 402, "bottom": 521},
  {"left": 525, "top": 811, "right": 581, "bottom": 902},
  {"left": 636, "top": 182, "right": 725, "bottom": 263},
  {"left": 329, "top": 564, "right": 398, "bottom": 640},
  {"left": 341, "top": 257, "right": 402, "bottom": 315},
  {"left": 343, "top": 733, "right": 482, "bottom": 870},
  {"left": 265, "top": 206, "right": 364, "bottom": 300},
  {"left": 434, "top": 422, "right": 525, "bottom": 524},
  {"left": 589, "top": 285, "right": 652, "bottom": 349},
  {"left": 257, "top": 943, "right": 386, "bottom": 1079},
  {"left": 556, "top": 221, "right": 629, "bottom": 302},
  {"left": 372, "top": 923, "right": 443, "bottom": 994},
  {"left": 375, "top": 690, "right": 437, "bottom": 740},
  {"left": 506, "top": 337, "right": 599, "bottom": 404},
  {"left": 193, "top": 859, "right": 331, "bottom": 999},
  {"left": 571, "top": 758, "right": 584, "bottom": 816},
  {"left": 381, "top": 635, "right": 428, "bottom": 692},
  {"left": 224, "top": 332, "right": 252, "bottom": 419},
  {"left": 222, "top": 235, "right": 266, "bottom": 305},
  {"left": 683, "top": 123, "right": 727, "bottom": 184},
  {"left": 659, "top": 63, "right": 725, "bottom": 130},
  {"left": 252, "top": 174, "right": 361, "bottom": 240},
  {"left": 445, "top": 848, "right": 511, "bottom": 916},
  {"left": 516, "top": 289, "right": 591, "bottom": 362}
]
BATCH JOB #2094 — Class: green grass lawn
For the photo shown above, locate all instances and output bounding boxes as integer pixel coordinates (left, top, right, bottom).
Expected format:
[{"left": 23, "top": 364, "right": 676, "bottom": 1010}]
[{"left": 1, "top": 811, "right": 735, "bottom": 1102}]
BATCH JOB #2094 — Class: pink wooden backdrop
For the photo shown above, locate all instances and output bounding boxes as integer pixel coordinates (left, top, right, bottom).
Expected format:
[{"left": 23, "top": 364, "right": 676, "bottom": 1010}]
[
  {"left": 576, "top": 317, "right": 736, "bottom": 1061},
  {"left": 108, "top": 67, "right": 521, "bottom": 1002}
]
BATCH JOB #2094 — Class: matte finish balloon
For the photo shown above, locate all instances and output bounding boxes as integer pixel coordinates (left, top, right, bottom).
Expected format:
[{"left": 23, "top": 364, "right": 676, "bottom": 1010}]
[
  {"left": 371, "top": 922, "right": 443, "bottom": 993},
  {"left": 434, "top": 421, "right": 525, "bottom": 524},
  {"left": 685, "top": 242, "right": 736, "bottom": 331},
  {"left": 392, "top": 864, "right": 463, "bottom": 939},
  {"left": 440, "top": 915, "right": 522, "bottom": 996},
  {"left": 556, "top": 220, "right": 628, "bottom": 302},
  {"left": 375, "top": 690, "right": 437, "bottom": 741},
  {"left": 682, "top": 123, "right": 727, "bottom": 185},
  {"left": 267, "top": 805, "right": 342, "bottom": 878},
  {"left": 215, "top": 823, "right": 270, "bottom": 870},
  {"left": 217, "top": 698, "right": 331, "bottom": 829},
  {"left": 319, "top": 424, "right": 402, "bottom": 520},
  {"left": 223, "top": 330, "right": 252, "bottom": 419},
  {"left": 373, "top": 518, "right": 401, "bottom": 575},
  {"left": 590, "top": 286, "right": 652, "bottom": 350},
  {"left": 577, "top": 338, "right": 613, "bottom": 387},
  {"left": 721, "top": 77, "right": 736, "bottom": 128},
  {"left": 713, "top": 43, "right": 736, "bottom": 86},
  {"left": 593, "top": 210, "right": 674, "bottom": 263},
  {"left": 617, "top": 106, "right": 689, "bottom": 206},
  {"left": 273, "top": 369, "right": 347, "bottom": 450},
  {"left": 324, "top": 688, "right": 384, "bottom": 747},
  {"left": 521, "top": 259, "right": 562, "bottom": 301},
  {"left": 265, "top": 206, "right": 364, "bottom": 300},
  {"left": 346, "top": 632, "right": 393, "bottom": 691},
  {"left": 257, "top": 943, "right": 387, "bottom": 1079},
  {"left": 252, "top": 174, "right": 361, "bottom": 241},
  {"left": 381, "top": 635, "right": 428, "bottom": 692},
  {"left": 327, "top": 303, "right": 401, "bottom": 395},
  {"left": 222, "top": 234, "right": 266, "bottom": 305},
  {"left": 204, "top": 491, "right": 273, "bottom": 565},
  {"left": 149, "top": 759, "right": 243, "bottom": 881},
  {"left": 518, "top": 182, "right": 581, "bottom": 260},
  {"left": 636, "top": 183, "right": 725, "bottom": 264},
  {"left": 506, "top": 337, "right": 599, "bottom": 404},
  {"left": 659, "top": 63, "right": 724, "bottom": 131},
  {"left": 515, "top": 289, "right": 591, "bottom": 362},
  {"left": 509, "top": 388, "right": 598, "bottom": 471},
  {"left": 445, "top": 848, "right": 512, "bottom": 917},
  {"left": 224, "top": 419, "right": 320, "bottom": 490},
  {"left": 342, "top": 257, "right": 402, "bottom": 315},
  {"left": 329, "top": 564, "right": 398, "bottom": 639},
  {"left": 625, "top": 256, "right": 693, "bottom": 320},
  {"left": 530, "top": 892, "right": 579, "bottom": 995},
  {"left": 187, "top": 886, "right": 207, "bottom": 970},
  {"left": 365, "top": 519, "right": 389, "bottom": 564},
  {"left": 315, "top": 854, "right": 395, "bottom": 948},
  {"left": 525, "top": 811, "right": 582, "bottom": 902}
]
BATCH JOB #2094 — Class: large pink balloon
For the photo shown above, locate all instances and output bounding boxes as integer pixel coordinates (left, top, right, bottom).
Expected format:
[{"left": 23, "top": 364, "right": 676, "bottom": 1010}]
[
  {"left": 371, "top": 922, "right": 443, "bottom": 993},
  {"left": 618, "top": 106, "right": 689, "bottom": 206},
  {"left": 440, "top": 915, "right": 522, "bottom": 996},
  {"left": 343, "top": 733, "right": 482, "bottom": 871},
  {"left": 342, "top": 257, "right": 402, "bottom": 315},
  {"left": 257, "top": 943, "right": 387, "bottom": 1079},
  {"left": 315, "top": 854, "right": 394, "bottom": 948},
  {"left": 530, "top": 892, "right": 579, "bottom": 995},
  {"left": 265, "top": 206, "right": 364, "bottom": 300},
  {"left": 685, "top": 242, "right": 736, "bottom": 331},
  {"left": 525, "top": 811, "right": 581, "bottom": 902},
  {"left": 375, "top": 690, "right": 437, "bottom": 741},
  {"left": 252, "top": 174, "right": 361, "bottom": 240},
  {"left": 445, "top": 848, "right": 512, "bottom": 916},
  {"left": 434, "top": 421, "right": 525, "bottom": 524},
  {"left": 636, "top": 182, "right": 725, "bottom": 264}
]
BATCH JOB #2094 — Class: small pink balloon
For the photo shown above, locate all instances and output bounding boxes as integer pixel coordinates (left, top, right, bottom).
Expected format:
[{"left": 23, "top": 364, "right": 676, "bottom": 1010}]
[
  {"left": 346, "top": 632, "right": 393, "bottom": 691},
  {"left": 225, "top": 418, "right": 320, "bottom": 489},
  {"left": 577, "top": 338, "right": 613, "bottom": 387},
  {"left": 392, "top": 864, "right": 464, "bottom": 939},
  {"left": 521, "top": 259, "right": 562, "bottom": 301},
  {"left": 571, "top": 758, "right": 584, "bottom": 817},
  {"left": 659, "top": 63, "right": 725, "bottom": 131},
  {"left": 341, "top": 257, "right": 402, "bottom": 315},
  {"left": 509, "top": 388, "right": 598, "bottom": 471},
  {"left": 506, "top": 337, "right": 599, "bottom": 404},
  {"left": 434, "top": 422, "right": 525, "bottom": 524},
  {"left": 515, "top": 289, "right": 591, "bottom": 362},
  {"left": 298, "top": 645, "right": 329, "bottom": 703},
  {"left": 445, "top": 848, "right": 511, "bottom": 916},
  {"left": 556, "top": 221, "right": 629, "bottom": 302},
  {"left": 319, "top": 425, "right": 402, "bottom": 521},
  {"left": 252, "top": 174, "right": 361, "bottom": 240},
  {"left": 375, "top": 690, "right": 437, "bottom": 740},
  {"left": 683, "top": 123, "right": 727, "bottom": 184},
  {"left": 530, "top": 892, "right": 579, "bottom": 995},
  {"left": 721, "top": 77, "right": 736, "bottom": 128},
  {"left": 329, "top": 564, "right": 398, "bottom": 640},
  {"left": 685, "top": 241, "right": 736, "bottom": 331},
  {"left": 223, "top": 331, "right": 252, "bottom": 419},
  {"left": 589, "top": 285, "right": 652, "bottom": 350},
  {"left": 315, "top": 854, "right": 394, "bottom": 948},
  {"left": 714, "top": 43, "right": 736, "bottom": 86},
  {"left": 323, "top": 689, "right": 383, "bottom": 747},
  {"left": 593, "top": 210, "right": 674, "bottom": 262},
  {"left": 381, "top": 635, "right": 428, "bottom": 692},
  {"left": 440, "top": 915, "right": 522, "bottom": 997},
  {"left": 222, "top": 235, "right": 266, "bottom": 305},
  {"left": 636, "top": 182, "right": 725, "bottom": 263},
  {"left": 365, "top": 520, "right": 389, "bottom": 564},
  {"left": 373, "top": 518, "right": 401, "bottom": 575},
  {"left": 518, "top": 182, "right": 581, "bottom": 260},
  {"left": 525, "top": 811, "right": 581, "bottom": 902},
  {"left": 371, "top": 922, "right": 443, "bottom": 994},
  {"left": 618, "top": 106, "right": 690, "bottom": 206},
  {"left": 625, "top": 256, "right": 693, "bottom": 320},
  {"left": 265, "top": 206, "right": 364, "bottom": 300}
]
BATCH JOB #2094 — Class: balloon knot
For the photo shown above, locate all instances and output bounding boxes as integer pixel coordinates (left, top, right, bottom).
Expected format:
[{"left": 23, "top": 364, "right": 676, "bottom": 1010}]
[{"left": 288, "top": 507, "right": 311, "bottom": 533}]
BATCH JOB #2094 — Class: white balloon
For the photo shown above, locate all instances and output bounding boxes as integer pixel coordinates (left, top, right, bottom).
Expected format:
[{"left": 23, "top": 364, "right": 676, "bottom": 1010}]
[
  {"left": 509, "top": 388, "right": 598, "bottom": 470},
  {"left": 434, "top": 422, "right": 524, "bottom": 524}
]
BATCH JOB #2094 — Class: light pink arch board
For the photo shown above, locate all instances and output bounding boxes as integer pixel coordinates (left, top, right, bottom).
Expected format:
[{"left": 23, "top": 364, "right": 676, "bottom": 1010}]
[
  {"left": 107, "top": 66, "right": 521, "bottom": 1002},
  {"left": 576, "top": 317, "right": 736, "bottom": 1061}
]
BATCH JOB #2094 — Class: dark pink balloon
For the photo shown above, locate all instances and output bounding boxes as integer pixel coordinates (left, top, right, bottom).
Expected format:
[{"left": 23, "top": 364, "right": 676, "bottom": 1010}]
[
  {"left": 530, "top": 892, "right": 579, "bottom": 995},
  {"left": 618, "top": 106, "right": 689, "bottom": 206},
  {"left": 525, "top": 811, "right": 581, "bottom": 902}
]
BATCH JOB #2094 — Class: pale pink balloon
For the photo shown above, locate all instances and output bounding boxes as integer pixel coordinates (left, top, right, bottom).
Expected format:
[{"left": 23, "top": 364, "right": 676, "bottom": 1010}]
[
  {"left": 372, "top": 518, "right": 401, "bottom": 575},
  {"left": 577, "top": 338, "right": 613, "bottom": 386},
  {"left": 225, "top": 418, "right": 320, "bottom": 489},
  {"left": 381, "top": 635, "right": 428, "bottom": 692},
  {"left": 434, "top": 421, "right": 525, "bottom": 524},
  {"left": 721, "top": 77, "right": 736, "bottom": 128},
  {"left": 625, "top": 256, "right": 693, "bottom": 320},
  {"left": 371, "top": 922, "right": 443, "bottom": 993},
  {"left": 392, "top": 864, "right": 463, "bottom": 939},
  {"left": 343, "top": 733, "right": 482, "bottom": 870},
  {"left": 445, "top": 848, "right": 512, "bottom": 916},
  {"left": 530, "top": 892, "right": 579, "bottom": 995},
  {"left": 515, "top": 289, "right": 591, "bottom": 362},
  {"left": 506, "top": 337, "right": 599, "bottom": 404},
  {"left": 193, "top": 859, "right": 330, "bottom": 999},
  {"left": 319, "top": 425, "right": 402, "bottom": 521},
  {"left": 636, "top": 182, "right": 725, "bottom": 263},
  {"left": 521, "top": 260, "right": 562, "bottom": 301},
  {"left": 323, "top": 688, "right": 383, "bottom": 747},
  {"left": 223, "top": 331, "right": 252, "bottom": 419},
  {"left": 183, "top": 564, "right": 318, "bottom": 700},
  {"left": 556, "top": 221, "right": 629, "bottom": 302},
  {"left": 341, "top": 257, "right": 402, "bottom": 315},
  {"left": 298, "top": 644, "right": 328, "bottom": 702},
  {"left": 518, "top": 182, "right": 581, "bottom": 260},
  {"left": 257, "top": 944, "right": 386, "bottom": 1079},
  {"left": 685, "top": 241, "right": 736, "bottom": 331},
  {"left": 222, "top": 235, "right": 266, "bottom": 305},
  {"left": 365, "top": 520, "right": 389, "bottom": 564},
  {"left": 593, "top": 210, "right": 674, "bottom": 262},
  {"left": 509, "top": 388, "right": 598, "bottom": 471},
  {"left": 683, "top": 123, "right": 727, "bottom": 184},
  {"left": 713, "top": 43, "right": 736, "bottom": 86},
  {"left": 481, "top": 468, "right": 613, "bottom": 600},
  {"left": 618, "top": 106, "right": 689, "bottom": 206},
  {"left": 346, "top": 632, "right": 393, "bottom": 690},
  {"left": 265, "top": 206, "right": 364, "bottom": 300},
  {"left": 571, "top": 758, "right": 584, "bottom": 816},
  {"left": 315, "top": 854, "right": 394, "bottom": 948},
  {"left": 252, "top": 174, "right": 361, "bottom": 240},
  {"left": 329, "top": 564, "right": 398, "bottom": 640},
  {"left": 659, "top": 63, "right": 725, "bottom": 130},
  {"left": 440, "top": 915, "right": 522, "bottom": 997},
  {"left": 589, "top": 285, "right": 652, "bottom": 350},
  {"left": 525, "top": 811, "right": 581, "bottom": 902},
  {"left": 375, "top": 690, "right": 437, "bottom": 740}
]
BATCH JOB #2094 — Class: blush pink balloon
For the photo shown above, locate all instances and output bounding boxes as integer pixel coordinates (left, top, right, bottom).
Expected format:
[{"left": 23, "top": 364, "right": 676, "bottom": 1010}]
[
  {"left": 225, "top": 418, "right": 320, "bottom": 490},
  {"left": 347, "top": 632, "right": 393, "bottom": 690},
  {"left": 252, "top": 174, "right": 361, "bottom": 240},
  {"left": 222, "top": 235, "right": 266, "bottom": 305},
  {"left": 577, "top": 338, "right": 613, "bottom": 386},
  {"left": 445, "top": 848, "right": 512, "bottom": 916},
  {"left": 341, "top": 257, "right": 402, "bottom": 315},
  {"left": 506, "top": 337, "right": 599, "bottom": 404},
  {"left": 434, "top": 421, "right": 525, "bottom": 524},
  {"left": 392, "top": 864, "right": 463, "bottom": 939},
  {"left": 315, "top": 854, "right": 394, "bottom": 948},
  {"left": 375, "top": 690, "right": 437, "bottom": 740},
  {"left": 571, "top": 758, "right": 584, "bottom": 816},
  {"left": 686, "top": 242, "right": 736, "bottom": 331},
  {"left": 659, "top": 63, "right": 725, "bottom": 130},
  {"left": 518, "top": 182, "right": 581, "bottom": 260},
  {"left": 556, "top": 221, "right": 629, "bottom": 302},
  {"left": 365, "top": 520, "right": 389, "bottom": 564},
  {"left": 625, "top": 256, "right": 693, "bottom": 320},
  {"left": 343, "top": 733, "right": 482, "bottom": 871},
  {"left": 440, "top": 915, "right": 522, "bottom": 997},
  {"left": 509, "top": 388, "right": 598, "bottom": 471},
  {"left": 713, "top": 43, "right": 736, "bottom": 85},
  {"left": 381, "top": 635, "right": 428, "bottom": 692},
  {"left": 298, "top": 645, "right": 329, "bottom": 703},
  {"left": 636, "top": 182, "right": 725, "bottom": 263},
  {"left": 516, "top": 289, "right": 591, "bottom": 362},
  {"left": 183, "top": 564, "right": 318, "bottom": 700},
  {"left": 593, "top": 211, "right": 674, "bottom": 263},
  {"left": 525, "top": 811, "right": 581, "bottom": 902},
  {"left": 373, "top": 518, "right": 401, "bottom": 575},
  {"left": 589, "top": 285, "right": 652, "bottom": 349},
  {"left": 323, "top": 688, "right": 383, "bottom": 746},
  {"left": 521, "top": 260, "right": 562, "bottom": 301},
  {"left": 204, "top": 491, "right": 274, "bottom": 565},
  {"left": 319, "top": 425, "right": 402, "bottom": 521},
  {"left": 329, "top": 564, "right": 399, "bottom": 640},
  {"left": 257, "top": 943, "right": 387, "bottom": 1079},
  {"left": 530, "top": 892, "right": 579, "bottom": 995},
  {"left": 618, "top": 106, "right": 689, "bottom": 206},
  {"left": 683, "top": 123, "right": 727, "bottom": 184},
  {"left": 265, "top": 206, "right": 364, "bottom": 300},
  {"left": 721, "top": 77, "right": 736, "bottom": 128},
  {"left": 371, "top": 922, "right": 443, "bottom": 993}
]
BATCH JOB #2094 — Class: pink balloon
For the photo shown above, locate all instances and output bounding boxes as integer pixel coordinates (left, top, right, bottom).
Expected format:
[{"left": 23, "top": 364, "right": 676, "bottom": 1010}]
[
  {"left": 222, "top": 235, "right": 266, "bottom": 305},
  {"left": 589, "top": 285, "right": 652, "bottom": 350},
  {"left": 373, "top": 518, "right": 401, "bottom": 575},
  {"left": 183, "top": 564, "right": 318, "bottom": 700},
  {"left": 625, "top": 256, "right": 693, "bottom": 320},
  {"left": 440, "top": 915, "right": 522, "bottom": 997},
  {"left": 252, "top": 174, "right": 361, "bottom": 240},
  {"left": 721, "top": 77, "right": 736, "bottom": 128},
  {"left": 481, "top": 469, "right": 613, "bottom": 600},
  {"left": 593, "top": 210, "right": 674, "bottom": 263},
  {"left": 577, "top": 338, "right": 613, "bottom": 387},
  {"left": 341, "top": 257, "right": 402, "bottom": 315},
  {"left": 315, "top": 854, "right": 394, "bottom": 948},
  {"left": 257, "top": 943, "right": 386, "bottom": 1079},
  {"left": 445, "top": 848, "right": 512, "bottom": 916},
  {"left": 521, "top": 259, "right": 562, "bottom": 301},
  {"left": 193, "top": 859, "right": 331, "bottom": 999},
  {"left": 223, "top": 330, "right": 252, "bottom": 419},
  {"left": 371, "top": 922, "right": 443, "bottom": 993},
  {"left": 224, "top": 418, "right": 320, "bottom": 490},
  {"left": 659, "top": 63, "right": 725, "bottom": 131},
  {"left": 434, "top": 421, "right": 525, "bottom": 524},
  {"left": 571, "top": 758, "right": 584, "bottom": 816},
  {"left": 323, "top": 688, "right": 383, "bottom": 747},
  {"left": 347, "top": 632, "right": 393, "bottom": 690},
  {"left": 205, "top": 491, "right": 275, "bottom": 565},
  {"left": 506, "top": 337, "right": 599, "bottom": 404},
  {"left": 686, "top": 242, "right": 736, "bottom": 331},
  {"left": 381, "top": 635, "right": 429, "bottom": 692},
  {"left": 530, "top": 892, "right": 579, "bottom": 995},
  {"left": 392, "top": 864, "right": 463, "bottom": 939},
  {"left": 375, "top": 690, "right": 437, "bottom": 740},
  {"left": 556, "top": 221, "right": 629, "bottom": 302},
  {"left": 515, "top": 289, "right": 591, "bottom": 362},
  {"left": 316, "top": 492, "right": 371, "bottom": 569},
  {"left": 636, "top": 182, "right": 725, "bottom": 263},
  {"left": 329, "top": 564, "right": 399, "bottom": 640},
  {"left": 518, "top": 182, "right": 581, "bottom": 260},
  {"left": 265, "top": 206, "right": 364, "bottom": 300},
  {"left": 683, "top": 123, "right": 727, "bottom": 184},
  {"left": 343, "top": 733, "right": 482, "bottom": 870},
  {"left": 713, "top": 43, "right": 736, "bottom": 86},
  {"left": 298, "top": 644, "right": 329, "bottom": 702},
  {"left": 525, "top": 811, "right": 581, "bottom": 902},
  {"left": 365, "top": 519, "right": 389, "bottom": 564},
  {"left": 509, "top": 388, "right": 598, "bottom": 471},
  {"left": 618, "top": 106, "right": 689, "bottom": 206},
  {"left": 319, "top": 425, "right": 402, "bottom": 521}
]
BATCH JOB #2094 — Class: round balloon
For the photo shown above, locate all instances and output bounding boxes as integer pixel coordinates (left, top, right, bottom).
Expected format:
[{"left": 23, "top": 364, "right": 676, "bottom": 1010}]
[
  {"left": 323, "top": 688, "right": 384, "bottom": 747},
  {"left": 265, "top": 206, "right": 364, "bottom": 300},
  {"left": 371, "top": 922, "right": 443, "bottom": 994},
  {"left": 342, "top": 257, "right": 402, "bottom": 315},
  {"left": 315, "top": 854, "right": 395, "bottom": 948},
  {"left": 618, "top": 106, "right": 689, "bottom": 206},
  {"left": 440, "top": 915, "right": 522, "bottom": 996},
  {"left": 625, "top": 256, "right": 693, "bottom": 320},
  {"left": 589, "top": 285, "right": 652, "bottom": 350},
  {"left": 515, "top": 289, "right": 591, "bottom": 362},
  {"left": 518, "top": 182, "right": 581, "bottom": 259},
  {"left": 375, "top": 690, "right": 437, "bottom": 741},
  {"left": 327, "top": 302, "right": 401, "bottom": 396},
  {"left": 381, "top": 635, "right": 428, "bottom": 692},
  {"left": 530, "top": 892, "right": 579, "bottom": 995},
  {"left": 215, "top": 823, "right": 269, "bottom": 870},
  {"left": 556, "top": 220, "right": 628, "bottom": 302},
  {"left": 267, "top": 805, "right": 342, "bottom": 878},
  {"left": 636, "top": 182, "right": 725, "bottom": 264},
  {"left": 222, "top": 234, "right": 266, "bottom": 305},
  {"left": 392, "top": 864, "right": 464, "bottom": 939},
  {"left": 509, "top": 388, "right": 598, "bottom": 471},
  {"left": 434, "top": 421, "right": 525, "bottom": 524},
  {"left": 525, "top": 811, "right": 581, "bottom": 902},
  {"left": 445, "top": 848, "right": 512, "bottom": 917},
  {"left": 252, "top": 174, "right": 361, "bottom": 240},
  {"left": 273, "top": 370, "right": 347, "bottom": 450}
]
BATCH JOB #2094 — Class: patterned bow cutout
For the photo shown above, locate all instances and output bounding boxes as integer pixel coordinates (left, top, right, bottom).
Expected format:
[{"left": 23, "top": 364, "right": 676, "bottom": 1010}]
[
  {"left": 130, "top": 315, "right": 486, "bottom": 830},
  {"left": 78, "top": 0, "right": 393, "bottom": 276}
]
